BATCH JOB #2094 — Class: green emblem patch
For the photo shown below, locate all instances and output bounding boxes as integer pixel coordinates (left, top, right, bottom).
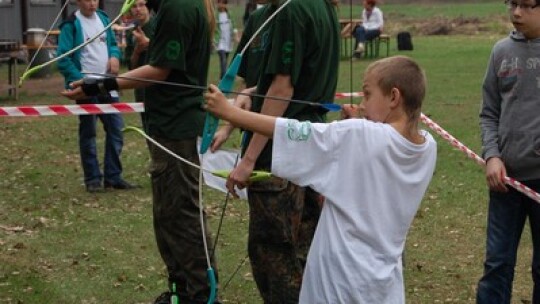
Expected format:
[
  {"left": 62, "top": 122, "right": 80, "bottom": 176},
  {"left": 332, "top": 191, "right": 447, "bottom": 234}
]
[
  {"left": 281, "top": 41, "right": 293, "bottom": 65},
  {"left": 287, "top": 120, "right": 311, "bottom": 141},
  {"left": 166, "top": 40, "right": 181, "bottom": 60}
]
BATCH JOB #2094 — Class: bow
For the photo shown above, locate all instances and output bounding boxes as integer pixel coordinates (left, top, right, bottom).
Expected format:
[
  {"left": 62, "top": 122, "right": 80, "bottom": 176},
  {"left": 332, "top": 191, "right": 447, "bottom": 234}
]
[
  {"left": 199, "top": 0, "right": 293, "bottom": 154},
  {"left": 18, "top": 0, "right": 136, "bottom": 85},
  {"left": 123, "top": 126, "right": 268, "bottom": 304},
  {"left": 198, "top": 2, "right": 293, "bottom": 300},
  {"left": 123, "top": 126, "right": 272, "bottom": 182}
]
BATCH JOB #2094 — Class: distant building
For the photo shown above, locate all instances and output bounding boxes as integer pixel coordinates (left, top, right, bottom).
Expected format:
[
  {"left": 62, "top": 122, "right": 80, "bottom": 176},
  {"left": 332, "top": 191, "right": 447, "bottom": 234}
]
[{"left": 0, "top": 0, "right": 124, "bottom": 42}]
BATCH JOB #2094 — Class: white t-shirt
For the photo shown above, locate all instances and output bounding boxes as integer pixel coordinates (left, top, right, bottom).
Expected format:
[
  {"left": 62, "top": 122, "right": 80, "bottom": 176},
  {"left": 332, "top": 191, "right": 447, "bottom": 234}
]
[
  {"left": 272, "top": 118, "right": 437, "bottom": 304},
  {"left": 217, "top": 11, "right": 233, "bottom": 52},
  {"left": 362, "top": 7, "right": 384, "bottom": 31},
  {"left": 76, "top": 10, "right": 118, "bottom": 97},
  {"left": 76, "top": 10, "right": 108, "bottom": 75}
]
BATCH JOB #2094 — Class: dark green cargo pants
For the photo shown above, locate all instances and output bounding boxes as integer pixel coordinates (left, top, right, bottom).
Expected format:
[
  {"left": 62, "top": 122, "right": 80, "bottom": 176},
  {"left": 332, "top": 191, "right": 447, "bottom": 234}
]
[{"left": 149, "top": 137, "right": 219, "bottom": 303}]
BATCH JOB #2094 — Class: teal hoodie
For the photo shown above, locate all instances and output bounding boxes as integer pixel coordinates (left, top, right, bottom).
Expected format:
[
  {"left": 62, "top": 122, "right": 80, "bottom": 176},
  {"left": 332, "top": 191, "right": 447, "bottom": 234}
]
[{"left": 57, "top": 10, "right": 121, "bottom": 87}]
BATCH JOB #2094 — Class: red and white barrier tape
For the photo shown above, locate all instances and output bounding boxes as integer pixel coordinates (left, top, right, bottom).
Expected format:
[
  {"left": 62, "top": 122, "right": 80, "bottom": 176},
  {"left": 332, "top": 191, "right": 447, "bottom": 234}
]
[
  {"left": 420, "top": 113, "right": 540, "bottom": 204},
  {"left": 2, "top": 95, "right": 538, "bottom": 202},
  {"left": 0, "top": 92, "right": 364, "bottom": 117},
  {"left": 0, "top": 103, "right": 144, "bottom": 117},
  {"left": 335, "top": 92, "right": 364, "bottom": 98}
]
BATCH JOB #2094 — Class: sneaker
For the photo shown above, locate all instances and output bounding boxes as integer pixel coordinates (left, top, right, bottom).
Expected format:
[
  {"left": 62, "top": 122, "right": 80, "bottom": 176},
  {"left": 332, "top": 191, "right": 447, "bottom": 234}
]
[
  {"left": 86, "top": 182, "right": 104, "bottom": 193},
  {"left": 153, "top": 291, "right": 172, "bottom": 304},
  {"left": 355, "top": 42, "right": 365, "bottom": 53},
  {"left": 104, "top": 179, "right": 141, "bottom": 190}
]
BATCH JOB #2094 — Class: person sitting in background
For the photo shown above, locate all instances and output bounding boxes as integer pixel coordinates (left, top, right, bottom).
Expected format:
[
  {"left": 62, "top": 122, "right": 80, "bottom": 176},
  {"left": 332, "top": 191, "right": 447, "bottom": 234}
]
[{"left": 354, "top": 0, "right": 383, "bottom": 58}]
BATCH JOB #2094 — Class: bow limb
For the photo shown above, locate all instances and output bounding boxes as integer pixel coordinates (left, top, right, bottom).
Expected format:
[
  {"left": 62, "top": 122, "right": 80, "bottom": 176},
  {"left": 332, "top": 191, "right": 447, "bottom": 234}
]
[
  {"left": 123, "top": 126, "right": 271, "bottom": 182},
  {"left": 22, "top": 0, "right": 70, "bottom": 80},
  {"left": 199, "top": 0, "right": 294, "bottom": 155},
  {"left": 19, "top": 0, "right": 136, "bottom": 85}
]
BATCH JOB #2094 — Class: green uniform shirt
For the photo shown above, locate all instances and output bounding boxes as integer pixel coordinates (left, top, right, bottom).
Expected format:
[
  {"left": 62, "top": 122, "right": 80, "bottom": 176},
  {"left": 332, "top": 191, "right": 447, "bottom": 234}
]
[
  {"left": 145, "top": 0, "right": 211, "bottom": 140},
  {"left": 245, "top": 0, "right": 340, "bottom": 169},
  {"left": 236, "top": 6, "right": 269, "bottom": 88}
]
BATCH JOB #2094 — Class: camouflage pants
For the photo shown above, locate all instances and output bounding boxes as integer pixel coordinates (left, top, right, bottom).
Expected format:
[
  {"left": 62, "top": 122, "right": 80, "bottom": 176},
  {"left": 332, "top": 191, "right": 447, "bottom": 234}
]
[
  {"left": 247, "top": 177, "right": 322, "bottom": 304},
  {"left": 149, "top": 137, "right": 219, "bottom": 303}
]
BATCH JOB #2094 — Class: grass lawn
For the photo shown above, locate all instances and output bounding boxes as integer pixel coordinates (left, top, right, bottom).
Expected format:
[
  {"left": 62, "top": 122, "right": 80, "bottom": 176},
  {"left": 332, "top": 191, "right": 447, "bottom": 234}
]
[{"left": 1, "top": 1, "right": 536, "bottom": 303}]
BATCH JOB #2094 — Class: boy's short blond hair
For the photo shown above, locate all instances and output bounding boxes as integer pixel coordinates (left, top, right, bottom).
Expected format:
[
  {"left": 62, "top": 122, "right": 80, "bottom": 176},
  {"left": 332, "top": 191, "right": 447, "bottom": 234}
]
[{"left": 365, "top": 56, "right": 426, "bottom": 122}]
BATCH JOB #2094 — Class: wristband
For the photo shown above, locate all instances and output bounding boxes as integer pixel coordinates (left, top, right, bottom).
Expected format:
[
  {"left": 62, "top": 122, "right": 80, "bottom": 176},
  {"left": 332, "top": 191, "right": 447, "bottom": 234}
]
[
  {"left": 81, "top": 78, "right": 100, "bottom": 96},
  {"left": 81, "top": 77, "right": 119, "bottom": 96},
  {"left": 103, "top": 77, "right": 119, "bottom": 91}
]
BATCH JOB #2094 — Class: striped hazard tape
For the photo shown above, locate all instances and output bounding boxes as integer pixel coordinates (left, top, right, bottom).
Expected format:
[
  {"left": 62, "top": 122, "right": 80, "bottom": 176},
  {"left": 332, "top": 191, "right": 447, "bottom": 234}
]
[{"left": 0, "top": 103, "right": 144, "bottom": 117}]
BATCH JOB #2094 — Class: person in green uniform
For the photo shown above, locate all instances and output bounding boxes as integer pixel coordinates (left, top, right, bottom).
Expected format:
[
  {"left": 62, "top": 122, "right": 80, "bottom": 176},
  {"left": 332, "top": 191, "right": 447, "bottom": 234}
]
[
  {"left": 220, "top": 0, "right": 340, "bottom": 302},
  {"left": 124, "top": 0, "right": 156, "bottom": 132},
  {"left": 61, "top": 0, "right": 220, "bottom": 303}
]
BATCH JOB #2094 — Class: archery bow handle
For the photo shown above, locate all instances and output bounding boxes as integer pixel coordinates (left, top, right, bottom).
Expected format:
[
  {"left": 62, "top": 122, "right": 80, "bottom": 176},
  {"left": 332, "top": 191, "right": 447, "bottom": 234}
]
[{"left": 199, "top": 54, "right": 243, "bottom": 154}]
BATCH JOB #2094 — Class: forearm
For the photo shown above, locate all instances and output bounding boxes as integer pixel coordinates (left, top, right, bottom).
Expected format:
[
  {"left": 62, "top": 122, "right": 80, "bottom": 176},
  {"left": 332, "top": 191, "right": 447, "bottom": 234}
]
[
  {"left": 224, "top": 108, "right": 276, "bottom": 139},
  {"left": 116, "top": 64, "right": 170, "bottom": 90},
  {"left": 480, "top": 58, "right": 502, "bottom": 160},
  {"left": 235, "top": 75, "right": 292, "bottom": 162}
]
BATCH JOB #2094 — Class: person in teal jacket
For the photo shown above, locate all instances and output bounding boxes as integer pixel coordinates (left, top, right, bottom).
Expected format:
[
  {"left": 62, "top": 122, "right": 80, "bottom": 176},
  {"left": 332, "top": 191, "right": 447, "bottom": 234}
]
[{"left": 57, "top": 0, "right": 138, "bottom": 193}]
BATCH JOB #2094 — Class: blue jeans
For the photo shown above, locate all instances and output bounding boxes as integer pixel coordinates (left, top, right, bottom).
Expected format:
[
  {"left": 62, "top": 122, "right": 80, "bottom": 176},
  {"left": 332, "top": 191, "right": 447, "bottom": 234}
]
[
  {"left": 217, "top": 50, "right": 229, "bottom": 79},
  {"left": 477, "top": 179, "right": 540, "bottom": 303},
  {"left": 353, "top": 26, "right": 381, "bottom": 46},
  {"left": 77, "top": 94, "right": 124, "bottom": 186}
]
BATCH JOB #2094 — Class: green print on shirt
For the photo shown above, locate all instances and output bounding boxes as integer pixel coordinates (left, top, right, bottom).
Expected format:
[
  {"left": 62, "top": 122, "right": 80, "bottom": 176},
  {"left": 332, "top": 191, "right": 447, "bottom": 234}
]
[
  {"left": 287, "top": 120, "right": 311, "bottom": 141},
  {"left": 282, "top": 41, "right": 293, "bottom": 65},
  {"left": 166, "top": 40, "right": 181, "bottom": 60}
]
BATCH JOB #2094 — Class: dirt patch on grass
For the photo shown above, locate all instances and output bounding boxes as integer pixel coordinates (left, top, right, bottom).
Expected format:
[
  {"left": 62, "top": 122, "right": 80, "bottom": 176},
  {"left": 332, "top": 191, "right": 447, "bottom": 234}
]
[{"left": 385, "top": 14, "right": 511, "bottom": 36}]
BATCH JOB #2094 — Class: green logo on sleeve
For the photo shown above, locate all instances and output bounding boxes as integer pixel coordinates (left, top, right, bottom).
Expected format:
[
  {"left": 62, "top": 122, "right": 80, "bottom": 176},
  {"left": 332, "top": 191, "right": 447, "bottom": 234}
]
[
  {"left": 282, "top": 41, "right": 293, "bottom": 65},
  {"left": 287, "top": 120, "right": 311, "bottom": 141},
  {"left": 166, "top": 40, "right": 181, "bottom": 60}
]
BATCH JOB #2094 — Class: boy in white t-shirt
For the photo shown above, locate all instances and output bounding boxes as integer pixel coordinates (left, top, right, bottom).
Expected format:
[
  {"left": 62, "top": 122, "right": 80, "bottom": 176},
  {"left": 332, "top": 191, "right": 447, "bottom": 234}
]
[
  {"left": 203, "top": 55, "right": 437, "bottom": 303},
  {"left": 57, "top": 0, "right": 138, "bottom": 193}
]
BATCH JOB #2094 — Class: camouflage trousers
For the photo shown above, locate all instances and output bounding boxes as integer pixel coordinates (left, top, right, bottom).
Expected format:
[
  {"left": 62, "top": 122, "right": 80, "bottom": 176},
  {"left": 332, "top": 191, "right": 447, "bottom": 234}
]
[
  {"left": 247, "top": 177, "right": 322, "bottom": 304},
  {"left": 149, "top": 137, "right": 219, "bottom": 303}
]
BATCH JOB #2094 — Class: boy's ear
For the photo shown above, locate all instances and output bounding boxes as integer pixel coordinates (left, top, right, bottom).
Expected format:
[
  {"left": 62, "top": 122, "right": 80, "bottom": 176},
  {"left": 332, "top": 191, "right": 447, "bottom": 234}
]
[{"left": 389, "top": 87, "right": 402, "bottom": 109}]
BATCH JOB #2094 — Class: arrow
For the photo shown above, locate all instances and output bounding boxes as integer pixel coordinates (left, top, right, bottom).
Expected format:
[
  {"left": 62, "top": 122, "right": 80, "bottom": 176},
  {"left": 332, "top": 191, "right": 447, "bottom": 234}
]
[{"left": 83, "top": 72, "right": 343, "bottom": 112}]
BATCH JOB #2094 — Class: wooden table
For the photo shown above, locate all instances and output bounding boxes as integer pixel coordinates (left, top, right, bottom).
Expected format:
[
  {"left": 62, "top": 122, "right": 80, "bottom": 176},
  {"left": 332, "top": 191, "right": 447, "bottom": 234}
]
[
  {"left": 0, "top": 40, "right": 21, "bottom": 100},
  {"left": 47, "top": 30, "right": 60, "bottom": 45},
  {"left": 339, "top": 19, "right": 362, "bottom": 59}
]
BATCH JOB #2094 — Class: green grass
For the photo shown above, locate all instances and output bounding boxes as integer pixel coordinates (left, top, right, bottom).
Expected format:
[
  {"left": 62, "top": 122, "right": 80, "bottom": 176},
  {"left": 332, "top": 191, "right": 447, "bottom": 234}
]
[{"left": 1, "top": 1, "right": 536, "bottom": 303}]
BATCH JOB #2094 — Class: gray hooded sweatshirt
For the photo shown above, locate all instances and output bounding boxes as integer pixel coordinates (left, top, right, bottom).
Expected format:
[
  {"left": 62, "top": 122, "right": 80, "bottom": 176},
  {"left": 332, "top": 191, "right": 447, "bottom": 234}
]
[{"left": 480, "top": 31, "right": 540, "bottom": 181}]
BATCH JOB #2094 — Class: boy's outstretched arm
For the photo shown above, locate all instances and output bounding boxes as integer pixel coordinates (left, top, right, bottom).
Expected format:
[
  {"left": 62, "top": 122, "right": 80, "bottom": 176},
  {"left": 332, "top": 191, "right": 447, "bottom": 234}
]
[{"left": 204, "top": 84, "right": 276, "bottom": 138}]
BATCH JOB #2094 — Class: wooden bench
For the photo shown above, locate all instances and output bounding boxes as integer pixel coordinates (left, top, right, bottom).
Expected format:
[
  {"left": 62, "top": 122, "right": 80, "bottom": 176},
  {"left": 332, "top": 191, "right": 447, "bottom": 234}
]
[{"left": 364, "top": 34, "right": 390, "bottom": 58}]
